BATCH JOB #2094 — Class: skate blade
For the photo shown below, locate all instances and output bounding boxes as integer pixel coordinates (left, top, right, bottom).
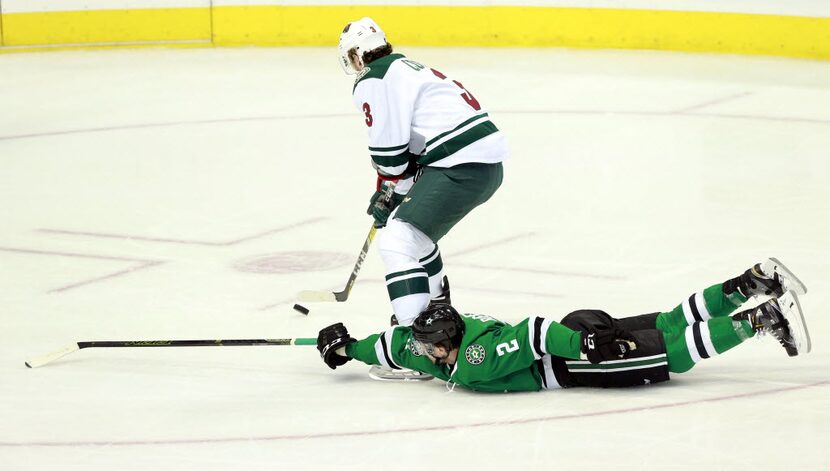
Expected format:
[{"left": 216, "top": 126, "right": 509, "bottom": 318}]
[
  {"left": 767, "top": 257, "right": 808, "bottom": 295},
  {"left": 368, "top": 365, "right": 434, "bottom": 382},
  {"left": 779, "top": 290, "right": 812, "bottom": 355}
]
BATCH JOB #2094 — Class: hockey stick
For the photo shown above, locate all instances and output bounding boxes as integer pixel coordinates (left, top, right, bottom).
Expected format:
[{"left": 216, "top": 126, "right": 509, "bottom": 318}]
[
  {"left": 25, "top": 338, "right": 317, "bottom": 368},
  {"left": 296, "top": 183, "right": 396, "bottom": 303}
]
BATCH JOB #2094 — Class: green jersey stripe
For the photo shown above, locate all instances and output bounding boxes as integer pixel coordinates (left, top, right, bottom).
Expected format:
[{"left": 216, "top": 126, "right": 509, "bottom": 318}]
[
  {"left": 425, "top": 113, "right": 489, "bottom": 148},
  {"left": 368, "top": 143, "right": 409, "bottom": 152},
  {"left": 420, "top": 120, "right": 499, "bottom": 165},
  {"left": 371, "top": 152, "right": 410, "bottom": 169}
]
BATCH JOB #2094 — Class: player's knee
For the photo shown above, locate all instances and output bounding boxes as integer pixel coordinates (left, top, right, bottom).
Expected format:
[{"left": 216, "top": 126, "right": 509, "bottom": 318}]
[{"left": 378, "top": 219, "right": 431, "bottom": 259}]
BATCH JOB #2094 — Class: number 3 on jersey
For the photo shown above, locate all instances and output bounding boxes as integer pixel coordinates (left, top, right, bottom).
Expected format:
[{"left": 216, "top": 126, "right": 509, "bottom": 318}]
[
  {"left": 362, "top": 102, "right": 373, "bottom": 127},
  {"left": 431, "top": 68, "right": 481, "bottom": 111}
]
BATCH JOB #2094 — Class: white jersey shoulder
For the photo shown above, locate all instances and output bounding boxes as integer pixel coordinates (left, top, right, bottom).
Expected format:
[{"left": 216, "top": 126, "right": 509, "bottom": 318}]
[{"left": 353, "top": 53, "right": 508, "bottom": 175}]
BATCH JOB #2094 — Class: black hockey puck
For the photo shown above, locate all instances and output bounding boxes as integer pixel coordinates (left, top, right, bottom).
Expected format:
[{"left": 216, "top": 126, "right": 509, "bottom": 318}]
[{"left": 293, "top": 304, "right": 310, "bottom": 315}]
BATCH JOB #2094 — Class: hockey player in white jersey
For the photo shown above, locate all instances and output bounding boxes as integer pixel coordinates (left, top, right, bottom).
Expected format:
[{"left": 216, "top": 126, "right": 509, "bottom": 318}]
[{"left": 338, "top": 17, "right": 509, "bottom": 333}]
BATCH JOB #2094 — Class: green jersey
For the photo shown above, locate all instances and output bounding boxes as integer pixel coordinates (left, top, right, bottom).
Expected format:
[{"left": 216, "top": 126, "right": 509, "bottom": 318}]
[{"left": 345, "top": 313, "right": 583, "bottom": 393}]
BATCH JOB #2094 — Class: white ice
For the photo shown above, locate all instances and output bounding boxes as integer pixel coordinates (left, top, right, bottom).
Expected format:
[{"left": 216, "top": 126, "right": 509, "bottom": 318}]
[{"left": 1, "top": 46, "right": 829, "bottom": 470}]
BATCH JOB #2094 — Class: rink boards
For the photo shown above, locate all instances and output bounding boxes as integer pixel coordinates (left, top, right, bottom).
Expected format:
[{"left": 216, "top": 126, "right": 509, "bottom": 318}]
[{"left": 1, "top": 1, "right": 830, "bottom": 59}]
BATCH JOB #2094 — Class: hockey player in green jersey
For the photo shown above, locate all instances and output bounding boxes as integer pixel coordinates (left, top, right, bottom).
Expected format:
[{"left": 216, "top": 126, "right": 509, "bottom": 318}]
[
  {"left": 338, "top": 17, "right": 508, "bottom": 328},
  {"left": 317, "top": 258, "right": 811, "bottom": 392}
]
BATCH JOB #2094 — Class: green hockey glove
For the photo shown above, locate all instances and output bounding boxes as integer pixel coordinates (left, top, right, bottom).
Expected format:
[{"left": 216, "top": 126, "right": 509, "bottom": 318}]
[{"left": 367, "top": 183, "right": 405, "bottom": 229}]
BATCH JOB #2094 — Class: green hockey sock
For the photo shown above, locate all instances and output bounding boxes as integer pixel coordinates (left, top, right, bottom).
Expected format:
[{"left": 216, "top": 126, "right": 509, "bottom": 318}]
[
  {"left": 656, "top": 282, "right": 749, "bottom": 334},
  {"left": 664, "top": 317, "right": 755, "bottom": 373},
  {"left": 419, "top": 246, "right": 445, "bottom": 297},
  {"left": 386, "top": 267, "right": 431, "bottom": 325}
]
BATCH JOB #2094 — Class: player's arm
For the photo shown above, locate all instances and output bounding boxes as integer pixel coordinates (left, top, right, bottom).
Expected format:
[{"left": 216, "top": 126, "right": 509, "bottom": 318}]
[
  {"left": 316, "top": 323, "right": 431, "bottom": 372},
  {"left": 353, "top": 69, "right": 419, "bottom": 180},
  {"left": 507, "top": 316, "right": 636, "bottom": 365}
]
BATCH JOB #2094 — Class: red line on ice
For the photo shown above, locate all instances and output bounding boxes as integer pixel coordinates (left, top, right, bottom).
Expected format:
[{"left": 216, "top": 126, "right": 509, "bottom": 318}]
[{"left": 2, "top": 380, "right": 825, "bottom": 448}]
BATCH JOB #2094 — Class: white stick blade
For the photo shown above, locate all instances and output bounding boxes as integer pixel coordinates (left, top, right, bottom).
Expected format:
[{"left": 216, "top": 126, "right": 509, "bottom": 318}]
[
  {"left": 296, "top": 290, "right": 337, "bottom": 302},
  {"left": 25, "top": 344, "right": 80, "bottom": 368}
]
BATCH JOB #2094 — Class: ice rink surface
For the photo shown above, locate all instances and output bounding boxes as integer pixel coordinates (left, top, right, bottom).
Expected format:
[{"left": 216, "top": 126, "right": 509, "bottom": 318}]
[{"left": 1, "top": 46, "right": 829, "bottom": 470}]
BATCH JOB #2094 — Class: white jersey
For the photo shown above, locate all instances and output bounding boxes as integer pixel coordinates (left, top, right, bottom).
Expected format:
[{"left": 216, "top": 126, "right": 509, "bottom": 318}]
[{"left": 352, "top": 53, "right": 509, "bottom": 179}]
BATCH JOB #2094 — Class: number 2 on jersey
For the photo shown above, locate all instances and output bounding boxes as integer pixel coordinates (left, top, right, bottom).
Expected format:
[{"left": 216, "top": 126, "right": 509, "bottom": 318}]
[
  {"left": 431, "top": 68, "right": 481, "bottom": 111},
  {"left": 496, "top": 339, "right": 519, "bottom": 356}
]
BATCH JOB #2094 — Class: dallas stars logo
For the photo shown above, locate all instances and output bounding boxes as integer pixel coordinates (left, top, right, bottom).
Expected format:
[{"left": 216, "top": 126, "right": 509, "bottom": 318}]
[{"left": 465, "top": 344, "right": 485, "bottom": 365}]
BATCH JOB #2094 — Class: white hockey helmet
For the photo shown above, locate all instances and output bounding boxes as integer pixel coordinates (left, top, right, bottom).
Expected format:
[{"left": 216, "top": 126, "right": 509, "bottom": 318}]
[{"left": 338, "top": 17, "right": 388, "bottom": 75}]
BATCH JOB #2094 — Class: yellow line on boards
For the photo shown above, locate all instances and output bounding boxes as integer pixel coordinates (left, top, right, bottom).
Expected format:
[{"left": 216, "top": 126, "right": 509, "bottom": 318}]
[
  {"left": 2, "top": 6, "right": 829, "bottom": 60},
  {"left": 2, "top": 8, "right": 211, "bottom": 46}
]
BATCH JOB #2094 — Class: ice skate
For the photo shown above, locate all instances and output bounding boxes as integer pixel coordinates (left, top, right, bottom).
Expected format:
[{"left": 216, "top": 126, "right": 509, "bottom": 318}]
[
  {"left": 739, "top": 257, "right": 807, "bottom": 299},
  {"left": 735, "top": 291, "right": 811, "bottom": 356}
]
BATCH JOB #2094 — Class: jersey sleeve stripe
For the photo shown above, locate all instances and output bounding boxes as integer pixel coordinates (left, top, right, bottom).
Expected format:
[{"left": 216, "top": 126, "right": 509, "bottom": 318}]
[
  {"left": 375, "top": 328, "right": 401, "bottom": 370},
  {"left": 371, "top": 152, "right": 410, "bottom": 168},
  {"left": 528, "top": 316, "right": 542, "bottom": 360},
  {"left": 540, "top": 355, "right": 563, "bottom": 389},
  {"left": 539, "top": 318, "right": 553, "bottom": 355},
  {"left": 369, "top": 143, "right": 409, "bottom": 152}
]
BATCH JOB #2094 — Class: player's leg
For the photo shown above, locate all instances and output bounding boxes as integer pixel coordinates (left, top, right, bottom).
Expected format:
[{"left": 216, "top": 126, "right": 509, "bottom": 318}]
[
  {"left": 387, "top": 161, "right": 501, "bottom": 320},
  {"left": 377, "top": 220, "right": 434, "bottom": 326},
  {"left": 662, "top": 317, "right": 753, "bottom": 373},
  {"left": 393, "top": 162, "right": 503, "bottom": 242},
  {"left": 387, "top": 243, "right": 450, "bottom": 326},
  {"left": 559, "top": 310, "right": 671, "bottom": 387},
  {"left": 664, "top": 291, "right": 809, "bottom": 373},
  {"left": 655, "top": 258, "right": 806, "bottom": 334},
  {"left": 418, "top": 245, "right": 450, "bottom": 306}
]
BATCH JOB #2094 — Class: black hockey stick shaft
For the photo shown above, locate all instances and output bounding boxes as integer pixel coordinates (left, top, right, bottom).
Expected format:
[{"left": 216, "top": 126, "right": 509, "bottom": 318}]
[
  {"left": 25, "top": 337, "right": 316, "bottom": 368},
  {"left": 77, "top": 338, "right": 317, "bottom": 348}
]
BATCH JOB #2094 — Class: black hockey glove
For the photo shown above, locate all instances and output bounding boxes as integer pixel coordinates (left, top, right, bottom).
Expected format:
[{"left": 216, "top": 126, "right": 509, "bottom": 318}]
[
  {"left": 580, "top": 328, "right": 636, "bottom": 364},
  {"left": 367, "top": 183, "right": 405, "bottom": 229},
  {"left": 317, "top": 323, "right": 356, "bottom": 370}
]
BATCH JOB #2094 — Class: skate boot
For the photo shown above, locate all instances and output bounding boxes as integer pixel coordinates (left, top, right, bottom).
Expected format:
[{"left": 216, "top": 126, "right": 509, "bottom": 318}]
[
  {"left": 737, "top": 258, "right": 807, "bottom": 299},
  {"left": 427, "top": 275, "right": 451, "bottom": 309},
  {"left": 733, "top": 291, "right": 811, "bottom": 356}
]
